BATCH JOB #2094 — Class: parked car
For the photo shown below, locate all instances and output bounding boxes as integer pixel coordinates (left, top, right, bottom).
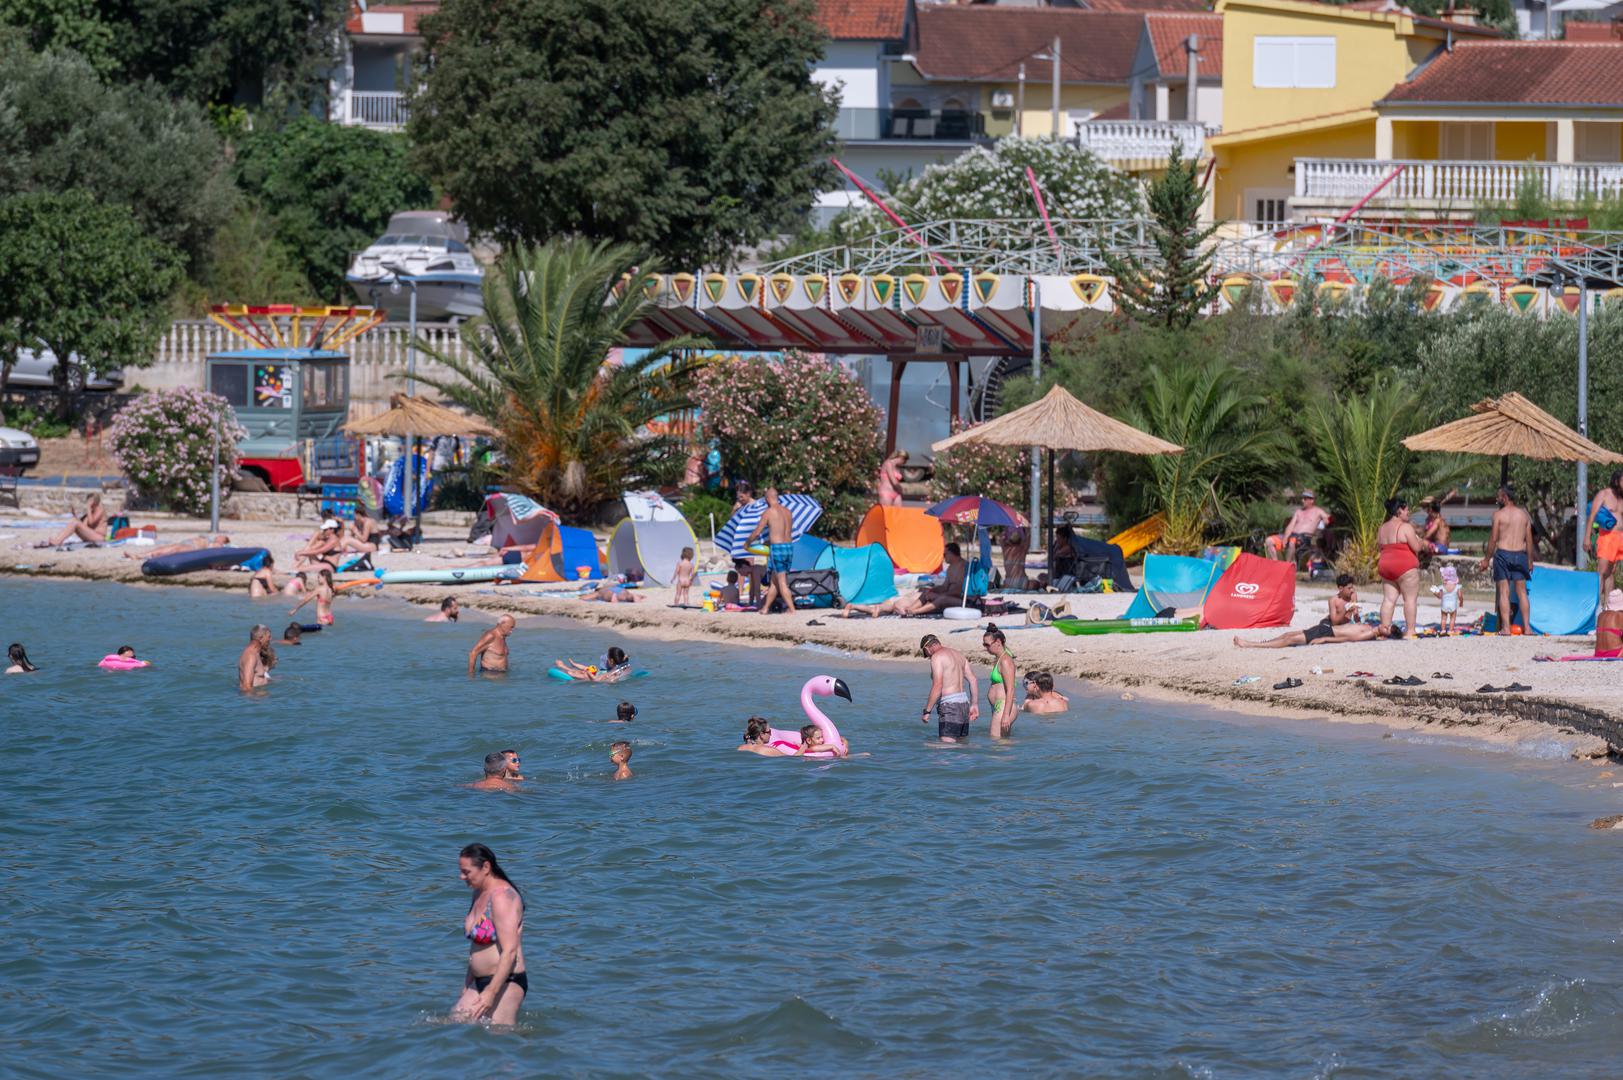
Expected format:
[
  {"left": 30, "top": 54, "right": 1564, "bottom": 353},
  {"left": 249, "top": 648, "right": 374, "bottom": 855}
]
[
  {"left": 0, "top": 425, "right": 40, "bottom": 473},
  {"left": 5, "top": 347, "right": 123, "bottom": 392}
]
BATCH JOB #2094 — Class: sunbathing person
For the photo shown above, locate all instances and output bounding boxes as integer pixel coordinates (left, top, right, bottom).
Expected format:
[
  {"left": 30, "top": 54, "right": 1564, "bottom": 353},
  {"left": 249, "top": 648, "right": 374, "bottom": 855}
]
[
  {"left": 583, "top": 584, "right": 643, "bottom": 603},
  {"left": 124, "top": 533, "right": 230, "bottom": 560},
  {"left": 40, "top": 493, "right": 107, "bottom": 548},
  {"left": 1234, "top": 622, "right": 1387, "bottom": 649},
  {"left": 294, "top": 520, "right": 343, "bottom": 571}
]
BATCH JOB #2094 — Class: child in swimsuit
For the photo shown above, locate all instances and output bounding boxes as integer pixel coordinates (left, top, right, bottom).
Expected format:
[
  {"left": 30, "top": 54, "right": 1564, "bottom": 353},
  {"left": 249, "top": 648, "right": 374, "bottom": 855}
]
[
  {"left": 1430, "top": 565, "right": 1462, "bottom": 634},
  {"left": 290, "top": 567, "right": 335, "bottom": 626},
  {"left": 610, "top": 741, "right": 633, "bottom": 779}
]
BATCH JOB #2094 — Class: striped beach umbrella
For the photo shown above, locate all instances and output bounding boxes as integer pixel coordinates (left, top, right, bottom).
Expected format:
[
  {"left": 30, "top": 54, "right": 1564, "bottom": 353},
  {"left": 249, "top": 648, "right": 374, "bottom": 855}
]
[
  {"left": 925, "top": 494, "right": 1026, "bottom": 529},
  {"left": 716, "top": 494, "right": 823, "bottom": 558}
]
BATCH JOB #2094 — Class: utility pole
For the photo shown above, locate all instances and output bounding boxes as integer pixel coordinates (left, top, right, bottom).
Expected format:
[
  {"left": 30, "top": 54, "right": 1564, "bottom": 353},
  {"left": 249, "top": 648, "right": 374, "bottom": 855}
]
[
  {"left": 1050, "top": 35, "right": 1062, "bottom": 139},
  {"left": 1016, "top": 62, "right": 1025, "bottom": 137},
  {"left": 1030, "top": 283, "right": 1042, "bottom": 546}
]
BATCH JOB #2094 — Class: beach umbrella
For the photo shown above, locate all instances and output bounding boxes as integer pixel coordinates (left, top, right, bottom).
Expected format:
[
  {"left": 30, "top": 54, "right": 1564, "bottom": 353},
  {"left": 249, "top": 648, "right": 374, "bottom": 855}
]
[
  {"left": 1402, "top": 392, "right": 1623, "bottom": 485},
  {"left": 343, "top": 393, "right": 498, "bottom": 439},
  {"left": 926, "top": 494, "right": 1027, "bottom": 529},
  {"left": 715, "top": 494, "right": 823, "bottom": 558},
  {"left": 931, "top": 384, "right": 1182, "bottom": 558}
]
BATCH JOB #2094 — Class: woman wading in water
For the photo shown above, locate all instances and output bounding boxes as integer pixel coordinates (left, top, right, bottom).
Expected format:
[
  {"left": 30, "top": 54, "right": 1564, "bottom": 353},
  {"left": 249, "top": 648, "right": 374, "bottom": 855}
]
[
  {"left": 983, "top": 624, "right": 1019, "bottom": 738},
  {"left": 452, "top": 843, "right": 527, "bottom": 1024}
]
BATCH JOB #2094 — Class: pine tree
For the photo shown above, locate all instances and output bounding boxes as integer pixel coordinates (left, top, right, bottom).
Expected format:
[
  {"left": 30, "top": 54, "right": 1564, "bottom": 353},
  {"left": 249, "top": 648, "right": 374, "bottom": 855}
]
[{"left": 1103, "top": 145, "right": 1219, "bottom": 330}]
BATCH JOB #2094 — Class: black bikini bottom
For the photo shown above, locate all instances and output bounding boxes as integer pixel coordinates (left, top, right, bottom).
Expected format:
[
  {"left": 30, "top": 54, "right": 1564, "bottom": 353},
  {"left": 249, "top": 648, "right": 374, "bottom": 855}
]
[{"left": 473, "top": 971, "right": 528, "bottom": 995}]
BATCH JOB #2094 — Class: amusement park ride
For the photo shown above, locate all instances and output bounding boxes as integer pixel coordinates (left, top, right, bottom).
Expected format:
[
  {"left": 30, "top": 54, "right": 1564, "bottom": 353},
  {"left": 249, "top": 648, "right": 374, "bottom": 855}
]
[{"left": 205, "top": 304, "right": 382, "bottom": 492}]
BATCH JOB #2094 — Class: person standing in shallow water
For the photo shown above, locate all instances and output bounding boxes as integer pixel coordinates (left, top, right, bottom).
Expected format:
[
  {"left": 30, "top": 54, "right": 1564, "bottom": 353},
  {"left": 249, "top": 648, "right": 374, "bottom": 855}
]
[
  {"left": 982, "top": 624, "right": 1018, "bottom": 739},
  {"left": 468, "top": 614, "right": 515, "bottom": 675},
  {"left": 451, "top": 843, "right": 527, "bottom": 1024},
  {"left": 919, "top": 633, "right": 977, "bottom": 743},
  {"left": 237, "top": 624, "right": 272, "bottom": 691}
]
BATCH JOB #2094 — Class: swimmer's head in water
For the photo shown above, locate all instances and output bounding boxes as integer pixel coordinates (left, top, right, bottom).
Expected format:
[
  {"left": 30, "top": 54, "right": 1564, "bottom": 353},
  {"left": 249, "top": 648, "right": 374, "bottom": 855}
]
[
  {"left": 610, "top": 741, "right": 632, "bottom": 762},
  {"left": 441, "top": 596, "right": 458, "bottom": 615},
  {"left": 744, "top": 717, "right": 770, "bottom": 743},
  {"left": 116, "top": 645, "right": 134, "bottom": 657},
  {"left": 1033, "top": 672, "right": 1054, "bottom": 693},
  {"left": 616, "top": 701, "right": 637, "bottom": 722},
  {"left": 8, "top": 643, "right": 36, "bottom": 672},
  {"left": 919, "top": 634, "right": 941, "bottom": 657},
  {"left": 606, "top": 646, "right": 628, "bottom": 668},
  {"left": 283, "top": 623, "right": 302, "bottom": 641},
  {"left": 483, "top": 751, "right": 507, "bottom": 777},
  {"left": 502, "top": 749, "right": 520, "bottom": 775}
]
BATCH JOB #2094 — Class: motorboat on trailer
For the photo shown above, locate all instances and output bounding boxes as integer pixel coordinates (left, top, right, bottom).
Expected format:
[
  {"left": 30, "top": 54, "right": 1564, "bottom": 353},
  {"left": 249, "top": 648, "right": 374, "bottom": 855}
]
[{"left": 346, "top": 210, "right": 484, "bottom": 320}]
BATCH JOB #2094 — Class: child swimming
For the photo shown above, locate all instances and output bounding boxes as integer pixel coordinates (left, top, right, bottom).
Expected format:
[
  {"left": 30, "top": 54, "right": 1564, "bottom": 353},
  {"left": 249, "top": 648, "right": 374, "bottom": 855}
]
[
  {"left": 614, "top": 701, "right": 637, "bottom": 723},
  {"left": 610, "top": 741, "right": 633, "bottom": 780}
]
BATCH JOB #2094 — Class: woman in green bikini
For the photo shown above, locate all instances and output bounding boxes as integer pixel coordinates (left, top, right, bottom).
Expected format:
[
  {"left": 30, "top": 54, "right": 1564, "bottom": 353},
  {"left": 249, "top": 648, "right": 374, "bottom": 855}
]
[{"left": 983, "top": 624, "right": 1018, "bottom": 738}]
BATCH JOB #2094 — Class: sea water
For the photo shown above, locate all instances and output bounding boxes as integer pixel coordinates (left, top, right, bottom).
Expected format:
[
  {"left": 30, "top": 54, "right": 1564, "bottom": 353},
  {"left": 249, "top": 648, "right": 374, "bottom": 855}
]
[{"left": 4, "top": 579, "right": 1623, "bottom": 1078}]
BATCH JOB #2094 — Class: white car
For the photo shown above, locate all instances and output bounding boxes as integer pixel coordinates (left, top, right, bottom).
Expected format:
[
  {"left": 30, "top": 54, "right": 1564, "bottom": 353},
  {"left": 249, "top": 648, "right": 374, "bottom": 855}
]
[
  {"left": 6, "top": 346, "right": 124, "bottom": 393},
  {"left": 0, "top": 425, "right": 40, "bottom": 473}
]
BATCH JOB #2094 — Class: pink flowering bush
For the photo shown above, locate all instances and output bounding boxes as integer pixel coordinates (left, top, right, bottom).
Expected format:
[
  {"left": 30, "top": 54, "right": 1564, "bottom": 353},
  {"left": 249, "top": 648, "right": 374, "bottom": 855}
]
[
  {"left": 929, "top": 418, "right": 1029, "bottom": 509},
  {"left": 109, "top": 388, "right": 246, "bottom": 515},
  {"left": 693, "top": 352, "right": 883, "bottom": 535}
]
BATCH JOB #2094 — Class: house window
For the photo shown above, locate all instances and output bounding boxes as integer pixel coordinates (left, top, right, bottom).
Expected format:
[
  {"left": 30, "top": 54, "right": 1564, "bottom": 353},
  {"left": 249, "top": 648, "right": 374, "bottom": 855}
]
[
  {"left": 1252, "top": 36, "right": 1336, "bottom": 89},
  {"left": 1440, "top": 122, "right": 1493, "bottom": 161},
  {"left": 1247, "top": 188, "right": 1290, "bottom": 226},
  {"left": 1577, "top": 122, "right": 1622, "bottom": 163}
]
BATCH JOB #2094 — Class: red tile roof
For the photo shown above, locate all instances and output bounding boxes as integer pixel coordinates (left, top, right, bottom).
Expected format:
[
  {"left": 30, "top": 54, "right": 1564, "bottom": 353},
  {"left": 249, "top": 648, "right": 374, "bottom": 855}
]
[
  {"left": 1080, "top": 0, "right": 1209, "bottom": 9},
  {"left": 817, "top": 0, "right": 909, "bottom": 40},
  {"left": 1381, "top": 41, "right": 1623, "bottom": 105},
  {"left": 911, "top": 6, "right": 1146, "bottom": 83},
  {"left": 1565, "top": 20, "right": 1623, "bottom": 41},
  {"left": 1145, "top": 12, "right": 1222, "bottom": 77},
  {"left": 345, "top": 2, "right": 438, "bottom": 36}
]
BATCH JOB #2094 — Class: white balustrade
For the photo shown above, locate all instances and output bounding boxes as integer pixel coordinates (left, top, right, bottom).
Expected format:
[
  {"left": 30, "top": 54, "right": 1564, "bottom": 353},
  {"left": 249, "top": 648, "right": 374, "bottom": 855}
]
[
  {"left": 1074, "top": 121, "right": 1209, "bottom": 161},
  {"left": 347, "top": 91, "right": 409, "bottom": 130},
  {"left": 1296, "top": 158, "right": 1623, "bottom": 203}
]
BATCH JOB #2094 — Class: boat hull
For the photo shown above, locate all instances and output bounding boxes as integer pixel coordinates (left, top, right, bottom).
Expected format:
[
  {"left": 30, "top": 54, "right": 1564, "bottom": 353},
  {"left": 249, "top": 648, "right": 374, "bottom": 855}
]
[{"left": 347, "top": 273, "right": 484, "bottom": 321}]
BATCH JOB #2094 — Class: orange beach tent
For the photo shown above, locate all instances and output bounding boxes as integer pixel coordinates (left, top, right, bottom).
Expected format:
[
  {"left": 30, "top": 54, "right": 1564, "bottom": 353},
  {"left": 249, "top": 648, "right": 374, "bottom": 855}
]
[
  {"left": 855, "top": 505, "right": 944, "bottom": 574},
  {"left": 518, "top": 520, "right": 604, "bottom": 583}
]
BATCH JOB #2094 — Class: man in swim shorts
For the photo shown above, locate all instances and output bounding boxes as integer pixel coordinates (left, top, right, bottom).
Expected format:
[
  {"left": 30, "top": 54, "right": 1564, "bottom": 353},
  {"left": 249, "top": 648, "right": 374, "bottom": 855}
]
[
  {"left": 920, "top": 634, "right": 978, "bottom": 743},
  {"left": 468, "top": 614, "right": 516, "bottom": 675},
  {"left": 1585, "top": 471, "right": 1623, "bottom": 605},
  {"left": 237, "top": 624, "right": 272, "bottom": 691},
  {"left": 745, "top": 487, "right": 795, "bottom": 615},
  {"left": 1481, "top": 484, "right": 1535, "bottom": 636}
]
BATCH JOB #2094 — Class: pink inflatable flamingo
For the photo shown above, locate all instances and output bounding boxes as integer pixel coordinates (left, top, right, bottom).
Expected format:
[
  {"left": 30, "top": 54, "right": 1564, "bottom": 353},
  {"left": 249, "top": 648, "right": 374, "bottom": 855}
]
[{"left": 768, "top": 675, "right": 852, "bottom": 757}]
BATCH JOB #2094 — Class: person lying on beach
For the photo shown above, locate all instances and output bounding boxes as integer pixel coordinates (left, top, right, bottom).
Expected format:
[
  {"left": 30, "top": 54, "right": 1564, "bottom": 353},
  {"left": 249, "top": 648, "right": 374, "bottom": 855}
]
[
  {"left": 289, "top": 567, "right": 336, "bottom": 626},
  {"left": 427, "top": 597, "right": 460, "bottom": 622},
  {"left": 123, "top": 533, "right": 230, "bottom": 560},
  {"left": 39, "top": 493, "right": 107, "bottom": 548},
  {"left": 610, "top": 741, "right": 634, "bottom": 780},
  {"left": 249, "top": 554, "right": 278, "bottom": 597},
  {"left": 555, "top": 647, "right": 631, "bottom": 682},
  {"left": 294, "top": 520, "right": 343, "bottom": 571},
  {"left": 238, "top": 624, "right": 272, "bottom": 691},
  {"left": 1233, "top": 622, "right": 1387, "bottom": 649},
  {"left": 472, "top": 544, "right": 529, "bottom": 568},
  {"left": 468, "top": 614, "right": 516, "bottom": 675},
  {"left": 1020, "top": 671, "right": 1068, "bottom": 714},
  {"left": 282, "top": 571, "right": 307, "bottom": 597},
  {"left": 6, "top": 642, "right": 38, "bottom": 674},
  {"left": 468, "top": 751, "right": 521, "bottom": 791},
  {"left": 737, "top": 717, "right": 787, "bottom": 755},
  {"left": 583, "top": 584, "right": 643, "bottom": 603}
]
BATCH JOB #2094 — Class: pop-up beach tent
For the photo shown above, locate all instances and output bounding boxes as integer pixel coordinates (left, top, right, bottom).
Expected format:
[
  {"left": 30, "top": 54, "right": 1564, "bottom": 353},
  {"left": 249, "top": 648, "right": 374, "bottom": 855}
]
[
  {"left": 483, "top": 493, "right": 558, "bottom": 550},
  {"left": 605, "top": 491, "right": 699, "bottom": 586},
  {"left": 1122, "top": 554, "right": 1224, "bottom": 619},
  {"left": 791, "top": 535, "right": 831, "bottom": 571},
  {"left": 1200, "top": 553, "right": 1296, "bottom": 630},
  {"left": 518, "top": 520, "right": 604, "bottom": 583},
  {"left": 1502, "top": 565, "right": 1599, "bottom": 635},
  {"left": 855, "top": 505, "right": 944, "bottom": 574},
  {"left": 813, "top": 543, "right": 898, "bottom": 605}
]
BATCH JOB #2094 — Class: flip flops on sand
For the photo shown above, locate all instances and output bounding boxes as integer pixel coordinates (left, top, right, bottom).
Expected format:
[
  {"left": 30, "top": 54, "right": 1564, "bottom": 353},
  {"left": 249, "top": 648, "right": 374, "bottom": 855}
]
[
  {"left": 1272, "top": 677, "right": 1303, "bottom": 689},
  {"left": 1382, "top": 675, "right": 1426, "bottom": 686},
  {"left": 1476, "top": 683, "right": 1532, "bottom": 693}
]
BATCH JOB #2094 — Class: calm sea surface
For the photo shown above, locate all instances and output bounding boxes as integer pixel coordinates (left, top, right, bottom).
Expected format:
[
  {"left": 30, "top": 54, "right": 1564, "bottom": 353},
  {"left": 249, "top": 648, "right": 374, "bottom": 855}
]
[{"left": 5, "top": 579, "right": 1623, "bottom": 1078}]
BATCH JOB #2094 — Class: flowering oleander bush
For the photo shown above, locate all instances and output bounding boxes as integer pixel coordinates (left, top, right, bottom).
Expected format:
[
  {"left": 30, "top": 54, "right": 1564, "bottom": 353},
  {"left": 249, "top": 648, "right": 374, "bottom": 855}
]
[
  {"left": 693, "top": 352, "right": 883, "bottom": 537},
  {"left": 928, "top": 418, "right": 1030, "bottom": 510},
  {"left": 109, "top": 388, "right": 245, "bottom": 515}
]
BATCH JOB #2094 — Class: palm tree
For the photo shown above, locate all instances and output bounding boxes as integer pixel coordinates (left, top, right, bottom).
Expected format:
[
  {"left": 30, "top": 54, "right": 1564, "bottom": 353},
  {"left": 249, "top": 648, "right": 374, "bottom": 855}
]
[
  {"left": 413, "top": 239, "right": 705, "bottom": 520},
  {"left": 1304, "top": 379, "right": 1423, "bottom": 579},
  {"left": 1130, "top": 359, "right": 1287, "bottom": 554}
]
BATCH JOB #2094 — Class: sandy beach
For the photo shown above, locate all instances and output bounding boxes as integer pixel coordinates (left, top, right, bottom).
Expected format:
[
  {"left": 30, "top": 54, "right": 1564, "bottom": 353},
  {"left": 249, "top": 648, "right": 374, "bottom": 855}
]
[{"left": 7, "top": 506, "right": 1621, "bottom": 761}]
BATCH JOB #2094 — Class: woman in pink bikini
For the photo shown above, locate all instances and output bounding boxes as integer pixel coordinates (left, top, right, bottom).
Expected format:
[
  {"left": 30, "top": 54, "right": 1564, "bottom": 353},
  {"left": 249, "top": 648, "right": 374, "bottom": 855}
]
[
  {"left": 1375, "top": 497, "right": 1424, "bottom": 639},
  {"left": 876, "top": 450, "right": 908, "bottom": 507},
  {"left": 451, "top": 843, "right": 527, "bottom": 1024}
]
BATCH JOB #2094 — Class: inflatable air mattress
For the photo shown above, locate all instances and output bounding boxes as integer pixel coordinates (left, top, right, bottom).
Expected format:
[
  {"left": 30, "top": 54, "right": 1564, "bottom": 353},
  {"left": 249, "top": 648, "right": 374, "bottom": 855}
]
[
  {"left": 372, "top": 565, "right": 523, "bottom": 585},
  {"left": 141, "top": 546, "right": 269, "bottom": 577},
  {"left": 1052, "top": 616, "right": 1199, "bottom": 636}
]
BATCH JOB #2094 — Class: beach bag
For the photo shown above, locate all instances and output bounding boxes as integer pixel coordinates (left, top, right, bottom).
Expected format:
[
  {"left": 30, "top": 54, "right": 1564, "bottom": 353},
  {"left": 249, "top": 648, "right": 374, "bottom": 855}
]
[{"left": 785, "top": 568, "right": 840, "bottom": 609}]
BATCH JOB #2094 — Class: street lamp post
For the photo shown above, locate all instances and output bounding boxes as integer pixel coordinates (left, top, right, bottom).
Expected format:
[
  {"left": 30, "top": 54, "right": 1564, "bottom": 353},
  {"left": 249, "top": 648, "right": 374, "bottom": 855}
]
[
  {"left": 1577, "top": 273, "right": 1590, "bottom": 570},
  {"left": 383, "top": 263, "right": 419, "bottom": 538}
]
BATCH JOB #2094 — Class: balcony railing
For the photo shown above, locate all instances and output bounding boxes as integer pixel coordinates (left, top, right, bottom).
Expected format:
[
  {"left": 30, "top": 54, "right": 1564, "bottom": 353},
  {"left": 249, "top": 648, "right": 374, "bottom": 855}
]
[
  {"left": 1074, "top": 120, "right": 1210, "bottom": 162},
  {"left": 1297, "top": 157, "right": 1623, "bottom": 203},
  {"left": 834, "top": 107, "right": 987, "bottom": 143},
  {"left": 346, "top": 91, "right": 409, "bottom": 130}
]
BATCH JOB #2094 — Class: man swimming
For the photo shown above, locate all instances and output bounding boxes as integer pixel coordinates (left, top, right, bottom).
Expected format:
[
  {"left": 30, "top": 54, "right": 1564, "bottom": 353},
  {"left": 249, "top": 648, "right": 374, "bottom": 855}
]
[
  {"left": 427, "top": 597, "right": 460, "bottom": 622},
  {"left": 469, "top": 752, "right": 520, "bottom": 792},
  {"left": 468, "top": 614, "right": 516, "bottom": 675},
  {"left": 237, "top": 624, "right": 273, "bottom": 691},
  {"left": 919, "top": 634, "right": 978, "bottom": 743}
]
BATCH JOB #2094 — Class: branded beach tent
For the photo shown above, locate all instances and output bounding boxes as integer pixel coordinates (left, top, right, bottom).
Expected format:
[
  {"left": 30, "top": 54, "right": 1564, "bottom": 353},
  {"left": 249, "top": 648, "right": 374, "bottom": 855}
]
[
  {"left": 813, "top": 543, "right": 898, "bottom": 605},
  {"left": 1199, "top": 553, "right": 1296, "bottom": 630},
  {"left": 605, "top": 491, "right": 700, "bottom": 586},
  {"left": 518, "top": 520, "right": 605, "bottom": 583},
  {"left": 854, "top": 505, "right": 944, "bottom": 574},
  {"left": 1122, "top": 554, "right": 1225, "bottom": 619},
  {"left": 482, "top": 492, "right": 559, "bottom": 550}
]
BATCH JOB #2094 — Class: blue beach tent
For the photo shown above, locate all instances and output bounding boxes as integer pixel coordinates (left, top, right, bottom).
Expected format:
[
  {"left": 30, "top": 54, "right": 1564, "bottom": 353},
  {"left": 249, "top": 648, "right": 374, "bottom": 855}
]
[
  {"left": 557, "top": 525, "right": 602, "bottom": 581},
  {"left": 790, "top": 534, "right": 831, "bottom": 571},
  {"left": 1501, "top": 565, "right": 1598, "bottom": 636},
  {"left": 1122, "top": 554, "right": 1224, "bottom": 619},
  {"left": 814, "top": 543, "right": 898, "bottom": 605}
]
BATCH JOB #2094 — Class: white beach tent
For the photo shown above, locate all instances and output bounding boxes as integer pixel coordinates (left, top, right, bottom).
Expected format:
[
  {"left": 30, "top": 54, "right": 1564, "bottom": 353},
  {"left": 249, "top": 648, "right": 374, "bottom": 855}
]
[{"left": 605, "top": 491, "right": 699, "bottom": 586}]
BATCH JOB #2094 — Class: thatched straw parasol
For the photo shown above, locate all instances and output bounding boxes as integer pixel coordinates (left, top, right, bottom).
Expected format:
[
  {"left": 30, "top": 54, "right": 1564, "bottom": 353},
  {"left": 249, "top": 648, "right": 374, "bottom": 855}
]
[
  {"left": 931, "top": 385, "right": 1183, "bottom": 556},
  {"left": 1402, "top": 392, "right": 1623, "bottom": 486},
  {"left": 343, "top": 393, "right": 498, "bottom": 439}
]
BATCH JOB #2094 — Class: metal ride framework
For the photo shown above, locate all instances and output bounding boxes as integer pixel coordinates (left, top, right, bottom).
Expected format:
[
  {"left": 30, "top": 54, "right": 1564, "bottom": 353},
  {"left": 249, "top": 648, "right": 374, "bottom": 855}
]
[{"left": 206, "top": 305, "right": 385, "bottom": 352}]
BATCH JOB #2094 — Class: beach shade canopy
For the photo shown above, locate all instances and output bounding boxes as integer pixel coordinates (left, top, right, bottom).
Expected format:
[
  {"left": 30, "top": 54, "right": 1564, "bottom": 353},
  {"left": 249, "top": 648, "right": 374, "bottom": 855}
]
[
  {"left": 605, "top": 491, "right": 699, "bottom": 586},
  {"left": 344, "top": 392, "right": 498, "bottom": 439},
  {"left": 482, "top": 492, "right": 559, "bottom": 550},
  {"left": 855, "top": 504, "right": 945, "bottom": 574},
  {"left": 1402, "top": 392, "right": 1623, "bottom": 466},
  {"left": 1122, "top": 553, "right": 1225, "bottom": 619},
  {"left": 1200, "top": 553, "right": 1296, "bottom": 630},
  {"left": 931, "top": 385, "right": 1184, "bottom": 456},
  {"left": 715, "top": 494, "right": 823, "bottom": 558},
  {"left": 926, "top": 494, "right": 1027, "bottom": 529},
  {"left": 813, "top": 542, "right": 899, "bottom": 605}
]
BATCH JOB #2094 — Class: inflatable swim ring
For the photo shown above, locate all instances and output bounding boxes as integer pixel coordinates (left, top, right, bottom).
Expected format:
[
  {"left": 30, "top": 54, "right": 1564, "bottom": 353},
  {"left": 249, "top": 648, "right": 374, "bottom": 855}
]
[
  {"left": 98, "top": 654, "right": 150, "bottom": 670},
  {"left": 769, "top": 675, "right": 851, "bottom": 758},
  {"left": 549, "top": 666, "right": 647, "bottom": 681}
]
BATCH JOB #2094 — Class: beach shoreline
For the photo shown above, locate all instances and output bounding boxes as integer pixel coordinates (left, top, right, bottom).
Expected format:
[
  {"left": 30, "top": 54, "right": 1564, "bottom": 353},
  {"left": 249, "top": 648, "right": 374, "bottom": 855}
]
[{"left": 6, "top": 512, "right": 1620, "bottom": 762}]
